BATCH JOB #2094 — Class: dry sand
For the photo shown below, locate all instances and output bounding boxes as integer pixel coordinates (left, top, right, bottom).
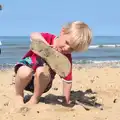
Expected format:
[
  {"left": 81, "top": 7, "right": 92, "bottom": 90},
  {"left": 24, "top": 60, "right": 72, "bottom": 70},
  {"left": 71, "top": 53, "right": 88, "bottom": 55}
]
[{"left": 0, "top": 66, "right": 120, "bottom": 120}]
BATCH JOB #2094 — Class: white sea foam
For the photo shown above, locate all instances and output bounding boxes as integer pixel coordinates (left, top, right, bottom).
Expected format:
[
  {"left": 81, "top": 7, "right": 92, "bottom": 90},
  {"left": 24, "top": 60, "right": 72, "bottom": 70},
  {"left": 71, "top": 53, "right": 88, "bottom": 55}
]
[
  {"left": 73, "top": 60, "right": 120, "bottom": 64},
  {"left": 0, "top": 41, "right": 2, "bottom": 46},
  {"left": 88, "top": 44, "right": 120, "bottom": 49}
]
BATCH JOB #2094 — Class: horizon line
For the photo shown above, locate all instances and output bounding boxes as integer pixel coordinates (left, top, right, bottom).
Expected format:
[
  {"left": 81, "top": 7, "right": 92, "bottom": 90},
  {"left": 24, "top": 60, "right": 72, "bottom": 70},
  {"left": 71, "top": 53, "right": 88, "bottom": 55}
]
[{"left": 0, "top": 35, "right": 120, "bottom": 37}]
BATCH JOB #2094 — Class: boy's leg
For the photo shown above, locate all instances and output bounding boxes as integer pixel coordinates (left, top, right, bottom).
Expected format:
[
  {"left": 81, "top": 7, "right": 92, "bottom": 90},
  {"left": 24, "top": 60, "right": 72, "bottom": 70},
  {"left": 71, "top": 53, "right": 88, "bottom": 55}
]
[
  {"left": 27, "top": 65, "right": 51, "bottom": 104},
  {"left": 15, "top": 65, "right": 33, "bottom": 104}
]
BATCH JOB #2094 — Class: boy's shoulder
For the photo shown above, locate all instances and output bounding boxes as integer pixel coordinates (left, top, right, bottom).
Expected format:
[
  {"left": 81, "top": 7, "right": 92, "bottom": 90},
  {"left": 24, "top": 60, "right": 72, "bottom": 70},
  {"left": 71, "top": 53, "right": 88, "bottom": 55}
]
[
  {"left": 41, "top": 32, "right": 72, "bottom": 61},
  {"left": 41, "top": 32, "right": 56, "bottom": 39},
  {"left": 41, "top": 32, "right": 56, "bottom": 45}
]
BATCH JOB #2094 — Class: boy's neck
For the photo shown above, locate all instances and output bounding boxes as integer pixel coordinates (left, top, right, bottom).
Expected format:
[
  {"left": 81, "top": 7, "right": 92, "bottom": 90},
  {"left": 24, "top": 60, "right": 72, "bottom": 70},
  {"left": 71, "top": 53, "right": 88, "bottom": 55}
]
[{"left": 53, "top": 36, "right": 59, "bottom": 46}]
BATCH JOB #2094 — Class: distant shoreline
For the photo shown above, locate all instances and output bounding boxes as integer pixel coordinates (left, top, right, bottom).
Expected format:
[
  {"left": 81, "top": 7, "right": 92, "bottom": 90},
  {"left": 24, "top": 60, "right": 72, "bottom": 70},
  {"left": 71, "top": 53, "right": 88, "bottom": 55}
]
[{"left": 1, "top": 62, "right": 120, "bottom": 71}]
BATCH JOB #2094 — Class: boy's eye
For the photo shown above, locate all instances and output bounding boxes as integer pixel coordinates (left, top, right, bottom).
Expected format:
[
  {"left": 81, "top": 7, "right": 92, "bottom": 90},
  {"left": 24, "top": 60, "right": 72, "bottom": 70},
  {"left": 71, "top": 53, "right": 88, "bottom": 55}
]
[
  {"left": 66, "top": 41, "right": 69, "bottom": 45},
  {"left": 70, "top": 47, "right": 74, "bottom": 51}
]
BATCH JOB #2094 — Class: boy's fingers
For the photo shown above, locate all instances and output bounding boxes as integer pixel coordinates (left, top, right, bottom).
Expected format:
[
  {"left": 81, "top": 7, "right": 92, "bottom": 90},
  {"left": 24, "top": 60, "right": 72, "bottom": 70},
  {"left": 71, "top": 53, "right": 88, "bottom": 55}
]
[
  {"left": 49, "top": 45, "right": 54, "bottom": 48},
  {"left": 49, "top": 45, "right": 62, "bottom": 52},
  {"left": 49, "top": 45, "right": 58, "bottom": 50}
]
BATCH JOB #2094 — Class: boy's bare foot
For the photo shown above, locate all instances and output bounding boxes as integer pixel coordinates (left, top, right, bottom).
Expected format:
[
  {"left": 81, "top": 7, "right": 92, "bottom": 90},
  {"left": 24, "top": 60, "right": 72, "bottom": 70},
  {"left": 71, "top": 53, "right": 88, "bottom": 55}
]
[
  {"left": 10, "top": 95, "right": 25, "bottom": 114},
  {"left": 26, "top": 96, "right": 39, "bottom": 104},
  {"left": 15, "top": 95, "right": 24, "bottom": 105}
]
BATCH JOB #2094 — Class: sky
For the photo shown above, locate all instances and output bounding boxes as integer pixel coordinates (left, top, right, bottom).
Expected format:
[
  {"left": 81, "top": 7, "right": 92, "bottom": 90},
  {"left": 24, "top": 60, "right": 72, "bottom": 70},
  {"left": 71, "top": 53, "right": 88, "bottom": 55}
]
[{"left": 0, "top": 0, "right": 120, "bottom": 36}]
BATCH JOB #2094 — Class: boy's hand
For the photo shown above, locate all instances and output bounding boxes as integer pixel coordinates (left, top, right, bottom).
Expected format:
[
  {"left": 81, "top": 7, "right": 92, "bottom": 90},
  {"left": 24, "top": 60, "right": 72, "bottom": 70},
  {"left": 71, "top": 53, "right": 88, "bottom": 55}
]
[
  {"left": 57, "top": 96, "right": 74, "bottom": 107},
  {"left": 49, "top": 45, "right": 54, "bottom": 48},
  {"left": 49, "top": 44, "right": 63, "bottom": 52},
  {"left": 53, "top": 38, "right": 66, "bottom": 52},
  {"left": 61, "top": 97, "right": 75, "bottom": 107}
]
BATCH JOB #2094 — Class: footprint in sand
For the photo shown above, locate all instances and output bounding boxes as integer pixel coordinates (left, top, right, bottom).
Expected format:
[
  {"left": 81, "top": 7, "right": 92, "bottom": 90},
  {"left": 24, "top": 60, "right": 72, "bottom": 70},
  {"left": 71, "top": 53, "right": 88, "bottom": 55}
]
[
  {"left": 10, "top": 104, "right": 31, "bottom": 115},
  {"left": 0, "top": 105, "right": 30, "bottom": 120}
]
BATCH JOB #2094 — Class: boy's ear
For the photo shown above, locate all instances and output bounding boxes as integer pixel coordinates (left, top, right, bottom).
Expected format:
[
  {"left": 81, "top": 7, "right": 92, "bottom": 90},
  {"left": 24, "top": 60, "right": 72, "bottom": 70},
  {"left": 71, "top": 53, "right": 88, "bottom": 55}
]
[{"left": 60, "top": 27, "right": 66, "bottom": 35}]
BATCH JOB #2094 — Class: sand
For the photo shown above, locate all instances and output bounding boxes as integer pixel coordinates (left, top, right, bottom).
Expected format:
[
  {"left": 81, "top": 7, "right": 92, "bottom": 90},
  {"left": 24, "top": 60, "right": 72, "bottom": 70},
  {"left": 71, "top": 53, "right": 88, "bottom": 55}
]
[{"left": 0, "top": 66, "right": 120, "bottom": 120}]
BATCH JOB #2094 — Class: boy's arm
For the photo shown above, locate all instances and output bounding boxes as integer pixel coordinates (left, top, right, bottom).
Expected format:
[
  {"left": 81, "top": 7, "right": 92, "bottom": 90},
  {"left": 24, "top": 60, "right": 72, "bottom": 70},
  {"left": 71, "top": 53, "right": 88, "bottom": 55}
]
[
  {"left": 30, "top": 32, "right": 49, "bottom": 45},
  {"left": 62, "top": 54, "right": 72, "bottom": 105},
  {"left": 63, "top": 80, "right": 72, "bottom": 104}
]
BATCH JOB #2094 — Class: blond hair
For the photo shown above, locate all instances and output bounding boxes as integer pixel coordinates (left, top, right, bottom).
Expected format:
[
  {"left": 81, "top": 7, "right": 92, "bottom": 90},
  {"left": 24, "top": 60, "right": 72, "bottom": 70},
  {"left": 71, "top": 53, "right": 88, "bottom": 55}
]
[{"left": 63, "top": 21, "right": 92, "bottom": 52}]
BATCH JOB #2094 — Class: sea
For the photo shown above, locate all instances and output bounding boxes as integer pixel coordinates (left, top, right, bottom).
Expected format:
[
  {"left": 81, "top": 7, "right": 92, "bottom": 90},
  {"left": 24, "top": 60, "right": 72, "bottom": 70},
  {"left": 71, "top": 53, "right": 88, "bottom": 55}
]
[{"left": 0, "top": 36, "right": 120, "bottom": 68}]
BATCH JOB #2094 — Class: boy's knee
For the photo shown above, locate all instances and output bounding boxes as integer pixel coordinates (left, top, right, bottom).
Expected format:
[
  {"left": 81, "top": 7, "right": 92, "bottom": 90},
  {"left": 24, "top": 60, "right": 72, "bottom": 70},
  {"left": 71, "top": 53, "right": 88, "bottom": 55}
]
[
  {"left": 35, "top": 66, "right": 50, "bottom": 77},
  {"left": 36, "top": 67, "right": 45, "bottom": 75},
  {"left": 17, "top": 66, "right": 33, "bottom": 79}
]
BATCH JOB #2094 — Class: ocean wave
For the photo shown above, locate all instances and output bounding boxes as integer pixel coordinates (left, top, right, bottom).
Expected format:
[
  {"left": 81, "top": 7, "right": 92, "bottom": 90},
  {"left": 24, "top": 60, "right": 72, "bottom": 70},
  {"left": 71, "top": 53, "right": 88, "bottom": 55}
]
[
  {"left": 1, "top": 43, "right": 120, "bottom": 49},
  {"left": 89, "top": 44, "right": 120, "bottom": 49},
  {"left": 1, "top": 60, "right": 120, "bottom": 70},
  {"left": 72, "top": 60, "right": 120, "bottom": 64},
  {"left": 1, "top": 60, "right": 120, "bottom": 66},
  {"left": 0, "top": 63, "right": 15, "bottom": 70}
]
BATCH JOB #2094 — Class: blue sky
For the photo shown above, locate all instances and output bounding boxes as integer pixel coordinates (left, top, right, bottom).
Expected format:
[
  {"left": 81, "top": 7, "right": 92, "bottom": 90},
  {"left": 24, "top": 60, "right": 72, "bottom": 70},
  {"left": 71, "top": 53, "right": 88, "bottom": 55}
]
[{"left": 0, "top": 0, "right": 120, "bottom": 36}]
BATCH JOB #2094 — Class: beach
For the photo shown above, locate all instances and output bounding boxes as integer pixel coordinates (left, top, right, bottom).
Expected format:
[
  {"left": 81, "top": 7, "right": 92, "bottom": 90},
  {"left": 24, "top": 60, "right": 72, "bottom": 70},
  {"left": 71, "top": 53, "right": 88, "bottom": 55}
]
[
  {"left": 0, "top": 64, "right": 120, "bottom": 120},
  {"left": 0, "top": 35, "right": 120, "bottom": 120},
  {"left": 0, "top": 0, "right": 120, "bottom": 119}
]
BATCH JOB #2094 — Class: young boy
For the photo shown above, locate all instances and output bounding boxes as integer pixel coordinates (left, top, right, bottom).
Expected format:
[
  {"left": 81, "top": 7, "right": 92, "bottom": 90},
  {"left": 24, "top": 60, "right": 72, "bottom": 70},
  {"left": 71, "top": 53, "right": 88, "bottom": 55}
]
[{"left": 14, "top": 21, "right": 92, "bottom": 105}]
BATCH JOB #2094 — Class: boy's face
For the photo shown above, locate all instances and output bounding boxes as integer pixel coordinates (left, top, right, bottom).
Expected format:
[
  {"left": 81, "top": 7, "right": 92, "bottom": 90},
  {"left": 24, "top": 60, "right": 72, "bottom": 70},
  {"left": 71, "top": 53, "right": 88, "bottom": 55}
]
[{"left": 54, "top": 28, "right": 74, "bottom": 54}]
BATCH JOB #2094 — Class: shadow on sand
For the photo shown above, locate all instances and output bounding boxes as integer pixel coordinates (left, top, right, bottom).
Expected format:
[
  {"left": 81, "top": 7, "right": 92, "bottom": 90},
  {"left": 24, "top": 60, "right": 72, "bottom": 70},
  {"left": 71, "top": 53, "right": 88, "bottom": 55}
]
[{"left": 24, "top": 89, "right": 103, "bottom": 111}]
